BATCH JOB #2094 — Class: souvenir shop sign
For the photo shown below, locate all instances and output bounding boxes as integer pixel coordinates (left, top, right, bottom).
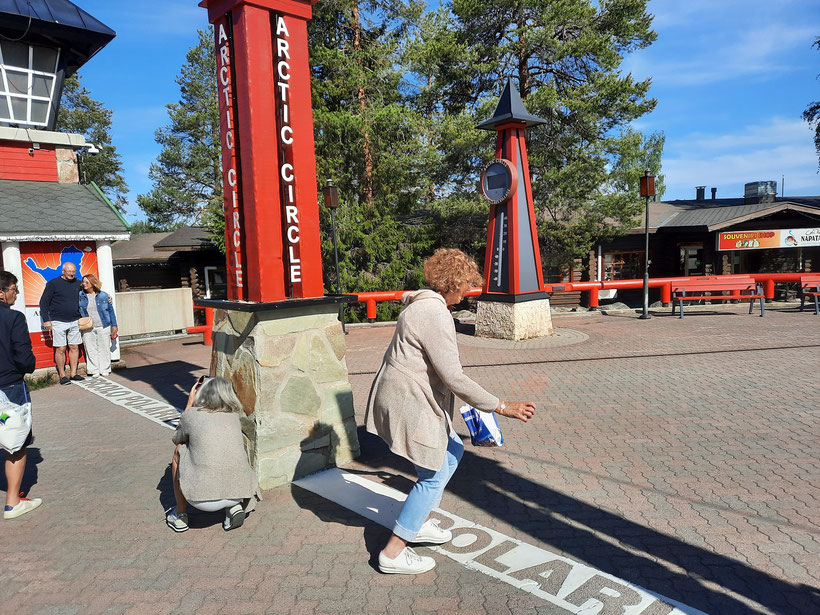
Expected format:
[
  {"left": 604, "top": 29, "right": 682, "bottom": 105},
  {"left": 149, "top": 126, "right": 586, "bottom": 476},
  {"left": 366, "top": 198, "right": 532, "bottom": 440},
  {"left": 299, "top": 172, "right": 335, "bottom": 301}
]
[{"left": 717, "top": 228, "right": 820, "bottom": 251}]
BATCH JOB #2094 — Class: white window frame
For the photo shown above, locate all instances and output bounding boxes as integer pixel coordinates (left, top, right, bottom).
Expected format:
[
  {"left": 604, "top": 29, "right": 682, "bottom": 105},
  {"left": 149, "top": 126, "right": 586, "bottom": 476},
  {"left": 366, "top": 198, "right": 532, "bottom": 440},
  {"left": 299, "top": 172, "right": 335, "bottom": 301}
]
[{"left": 0, "top": 43, "right": 60, "bottom": 128}]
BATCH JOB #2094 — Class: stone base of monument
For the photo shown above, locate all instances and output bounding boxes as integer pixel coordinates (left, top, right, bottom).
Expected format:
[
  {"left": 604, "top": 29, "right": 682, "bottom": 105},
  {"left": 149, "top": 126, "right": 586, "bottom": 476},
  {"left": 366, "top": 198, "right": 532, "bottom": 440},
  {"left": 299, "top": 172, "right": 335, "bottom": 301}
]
[
  {"left": 202, "top": 297, "right": 359, "bottom": 490},
  {"left": 475, "top": 297, "right": 554, "bottom": 340}
]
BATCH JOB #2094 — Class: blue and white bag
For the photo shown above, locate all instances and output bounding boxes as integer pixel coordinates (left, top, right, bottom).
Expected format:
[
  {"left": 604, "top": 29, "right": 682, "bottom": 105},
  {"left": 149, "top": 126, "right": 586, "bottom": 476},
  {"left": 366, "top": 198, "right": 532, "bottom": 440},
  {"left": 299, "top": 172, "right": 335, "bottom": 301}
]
[
  {"left": 0, "top": 390, "right": 32, "bottom": 454},
  {"left": 459, "top": 404, "right": 503, "bottom": 447}
]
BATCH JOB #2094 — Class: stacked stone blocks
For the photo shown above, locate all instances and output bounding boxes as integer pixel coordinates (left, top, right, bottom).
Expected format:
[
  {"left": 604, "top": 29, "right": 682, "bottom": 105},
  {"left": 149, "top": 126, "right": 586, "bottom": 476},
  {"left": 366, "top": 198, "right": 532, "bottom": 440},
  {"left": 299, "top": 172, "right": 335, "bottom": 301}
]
[{"left": 211, "top": 304, "right": 359, "bottom": 489}]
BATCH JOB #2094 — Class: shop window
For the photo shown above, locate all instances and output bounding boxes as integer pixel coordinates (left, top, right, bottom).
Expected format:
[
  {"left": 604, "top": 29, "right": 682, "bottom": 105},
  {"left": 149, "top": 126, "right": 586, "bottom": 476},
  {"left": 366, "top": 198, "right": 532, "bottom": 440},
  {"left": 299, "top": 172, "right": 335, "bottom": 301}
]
[
  {"left": 0, "top": 42, "right": 60, "bottom": 128},
  {"left": 603, "top": 251, "right": 643, "bottom": 280}
]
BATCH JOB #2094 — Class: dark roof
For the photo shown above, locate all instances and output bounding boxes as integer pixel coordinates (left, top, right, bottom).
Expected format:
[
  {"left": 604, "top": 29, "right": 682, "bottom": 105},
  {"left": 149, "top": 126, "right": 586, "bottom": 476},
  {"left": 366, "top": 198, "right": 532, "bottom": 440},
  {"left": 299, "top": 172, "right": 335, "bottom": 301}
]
[
  {"left": 111, "top": 232, "right": 173, "bottom": 264},
  {"left": 0, "top": 179, "right": 128, "bottom": 236},
  {"left": 153, "top": 226, "right": 217, "bottom": 252},
  {"left": 0, "top": 0, "right": 116, "bottom": 74},
  {"left": 476, "top": 78, "right": 547, "bottom": 130},
  {"left": 625, "top": 196, "right": 820, "bottom": 234}
]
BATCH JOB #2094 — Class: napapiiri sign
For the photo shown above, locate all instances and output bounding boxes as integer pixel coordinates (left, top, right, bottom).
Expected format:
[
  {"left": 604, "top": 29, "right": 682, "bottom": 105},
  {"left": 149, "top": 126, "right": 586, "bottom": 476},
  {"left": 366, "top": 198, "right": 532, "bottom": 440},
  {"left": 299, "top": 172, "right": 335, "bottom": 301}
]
[
  {"left": 200, "top": 0, "right": 359, "bottom": 489},
  {"left": 207, "top": 0, "right": 324, "bottom": 302}
]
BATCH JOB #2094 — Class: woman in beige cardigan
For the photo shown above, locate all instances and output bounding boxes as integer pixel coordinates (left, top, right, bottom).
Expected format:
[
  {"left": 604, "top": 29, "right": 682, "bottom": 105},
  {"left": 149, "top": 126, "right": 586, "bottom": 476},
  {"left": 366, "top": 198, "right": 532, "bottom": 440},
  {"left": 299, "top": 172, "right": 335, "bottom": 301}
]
[{"left": 365, "top": 249, "right": 536, "bottom": 574}]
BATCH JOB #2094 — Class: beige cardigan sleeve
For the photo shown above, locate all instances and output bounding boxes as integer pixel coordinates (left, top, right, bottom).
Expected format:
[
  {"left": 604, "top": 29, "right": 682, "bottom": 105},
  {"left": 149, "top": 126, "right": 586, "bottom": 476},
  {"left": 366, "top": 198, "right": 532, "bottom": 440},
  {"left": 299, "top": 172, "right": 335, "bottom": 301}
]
[
  {"left": 172, "top": 411, "right": 190, "bottom": 445},
  {"left": 420, "top": 304, "right": 500, "bottom": 412}
]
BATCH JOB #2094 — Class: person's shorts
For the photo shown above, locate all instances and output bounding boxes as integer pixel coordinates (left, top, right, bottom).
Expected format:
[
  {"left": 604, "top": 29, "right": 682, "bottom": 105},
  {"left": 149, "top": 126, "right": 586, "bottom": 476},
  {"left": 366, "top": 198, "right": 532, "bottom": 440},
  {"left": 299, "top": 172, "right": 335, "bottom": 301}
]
[
  {"left": 0, "top": 380, "right": 34, "bottom": 449},
  {"left": 52, "top": 320, "right": 81, "bottom": 346}
]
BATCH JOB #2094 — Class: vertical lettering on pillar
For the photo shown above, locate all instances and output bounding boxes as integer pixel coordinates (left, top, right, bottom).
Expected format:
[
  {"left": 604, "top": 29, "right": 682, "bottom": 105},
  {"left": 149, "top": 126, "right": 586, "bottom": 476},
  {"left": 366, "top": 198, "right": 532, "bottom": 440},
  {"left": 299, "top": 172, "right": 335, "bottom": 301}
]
[
  {"left": 214, "top": 15, "right": 245, "bottom": 300},
  {"left": 273, "top": 14, "right": 302, "bottom": 297}
]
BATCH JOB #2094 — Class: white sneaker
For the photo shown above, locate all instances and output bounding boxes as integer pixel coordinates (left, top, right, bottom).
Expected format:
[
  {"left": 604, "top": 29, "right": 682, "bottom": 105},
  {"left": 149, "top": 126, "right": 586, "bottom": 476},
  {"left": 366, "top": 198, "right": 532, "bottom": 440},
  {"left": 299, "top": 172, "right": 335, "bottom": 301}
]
[
  {"left": 166, "top": 509, "right": 189, "bottom": 532},
  {"left": 413, "top": 518, "right": 452, "bottom": 544},
  {"left": 223, "top": 504, "right": 245, "bottom": 531},
  {"left": 378, "top": 547, "right": 435, "bottom": 574},
  {"left": 4, "top": 497, "right": 42, "bottom": 519}
]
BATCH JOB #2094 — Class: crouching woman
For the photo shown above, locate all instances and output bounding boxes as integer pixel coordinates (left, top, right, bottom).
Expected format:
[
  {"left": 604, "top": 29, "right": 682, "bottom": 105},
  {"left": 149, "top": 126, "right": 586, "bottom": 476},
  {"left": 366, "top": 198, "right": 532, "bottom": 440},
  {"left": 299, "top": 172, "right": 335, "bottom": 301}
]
[{"left": 166, "top": 376, "right": 258, "bottom": 533}]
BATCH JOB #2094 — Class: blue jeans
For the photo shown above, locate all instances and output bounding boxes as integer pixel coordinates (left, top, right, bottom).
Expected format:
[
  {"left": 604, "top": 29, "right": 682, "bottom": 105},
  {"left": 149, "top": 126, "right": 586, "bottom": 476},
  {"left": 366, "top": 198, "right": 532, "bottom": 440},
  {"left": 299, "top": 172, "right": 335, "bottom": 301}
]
[{"left": 393, "top": 432, "right": 464, "bottom": 542}]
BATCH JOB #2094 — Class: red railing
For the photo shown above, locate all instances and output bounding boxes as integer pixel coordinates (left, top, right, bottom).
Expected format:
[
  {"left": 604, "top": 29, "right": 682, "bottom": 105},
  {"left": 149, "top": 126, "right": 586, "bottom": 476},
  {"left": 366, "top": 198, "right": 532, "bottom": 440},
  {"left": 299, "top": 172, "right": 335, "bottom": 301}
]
[
  {"left": 189, "top": 306, "right": 214, "bottom": 345},
  {"left": 186, "top": 273, "right": 808, "bottom": 336},
  {"left": 355, "top": 273, "right": 809, "bottom": 321}
]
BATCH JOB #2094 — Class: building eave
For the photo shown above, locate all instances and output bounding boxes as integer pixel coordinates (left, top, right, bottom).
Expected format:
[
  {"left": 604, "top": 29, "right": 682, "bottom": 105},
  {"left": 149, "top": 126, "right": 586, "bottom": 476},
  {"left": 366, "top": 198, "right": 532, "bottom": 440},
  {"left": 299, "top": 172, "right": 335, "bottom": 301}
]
[{"left": 0, "top": 232, "right": 130, "bottom": 242}]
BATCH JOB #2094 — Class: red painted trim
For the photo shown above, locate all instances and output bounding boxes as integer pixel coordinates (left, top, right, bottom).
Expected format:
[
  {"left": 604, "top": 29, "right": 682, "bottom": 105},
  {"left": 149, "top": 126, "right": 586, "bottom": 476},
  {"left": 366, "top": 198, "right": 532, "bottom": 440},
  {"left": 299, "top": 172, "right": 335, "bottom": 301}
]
[
  {"left": 232, "top": 4, "right": 287, "bottom": 302},
  {"left": 516, "top": 131, "right": 546, "bottom": 288},
  {"left": 279, "top": 16, "right": 324, "bottom": 298},
  {"left": 201, "top": 0, "right": 313, "bottom": 23},
  {"left": 482, "top": 203, "right": 497, "bottom": 294},
  {"left": 213, "top": 15, "right": 247, "bottom": 300},
  {"left": 505, "top": 128, "right": 520, "bottom": 294}
]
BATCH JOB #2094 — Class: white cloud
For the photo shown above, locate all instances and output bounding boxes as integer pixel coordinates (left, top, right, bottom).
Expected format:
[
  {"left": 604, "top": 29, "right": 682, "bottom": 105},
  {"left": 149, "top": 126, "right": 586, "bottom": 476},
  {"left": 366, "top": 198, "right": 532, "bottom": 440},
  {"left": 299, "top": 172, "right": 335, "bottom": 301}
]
[
  {"left": 628, "top": 0, "right": 820, "bottom": 86},
  {"left": 661, "top": 117, "right": 820, "bottom": 199}
]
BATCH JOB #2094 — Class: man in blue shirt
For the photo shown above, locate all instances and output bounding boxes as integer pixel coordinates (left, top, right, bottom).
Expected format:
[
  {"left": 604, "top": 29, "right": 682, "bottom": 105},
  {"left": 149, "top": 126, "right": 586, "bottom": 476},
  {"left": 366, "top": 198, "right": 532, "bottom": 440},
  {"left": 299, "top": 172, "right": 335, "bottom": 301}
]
[
  {"left": 39, "top": 262, "right": 84, "bottom": 385},
  {"left": 0, "top": 270, "right": 42, "bottom": 519}
]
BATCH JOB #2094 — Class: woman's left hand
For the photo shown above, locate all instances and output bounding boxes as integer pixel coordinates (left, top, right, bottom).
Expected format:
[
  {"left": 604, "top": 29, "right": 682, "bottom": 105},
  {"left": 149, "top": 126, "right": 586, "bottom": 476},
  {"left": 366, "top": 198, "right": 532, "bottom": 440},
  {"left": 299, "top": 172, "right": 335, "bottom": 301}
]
[
  {"left": 497, "top": 401, "right": 536, "bottom": 422},
  {"left": 110, "top": 326, "right": 118, "bottom": 339}
]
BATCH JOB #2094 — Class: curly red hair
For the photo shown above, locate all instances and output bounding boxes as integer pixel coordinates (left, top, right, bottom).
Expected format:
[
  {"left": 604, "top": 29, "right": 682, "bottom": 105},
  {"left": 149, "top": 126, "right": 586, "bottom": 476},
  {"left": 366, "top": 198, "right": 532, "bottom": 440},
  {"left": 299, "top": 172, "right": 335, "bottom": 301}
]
[{"left": 423, "top": 249, "right": 483, "bottom": 295}]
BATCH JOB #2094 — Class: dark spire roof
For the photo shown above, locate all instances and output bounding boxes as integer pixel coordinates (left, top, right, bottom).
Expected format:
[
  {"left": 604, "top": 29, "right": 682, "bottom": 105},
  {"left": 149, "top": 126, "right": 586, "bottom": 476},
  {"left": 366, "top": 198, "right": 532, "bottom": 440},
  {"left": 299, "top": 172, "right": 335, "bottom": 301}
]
[
  {"left": 476, "top": 78, "right": 547, "bottom": 131},
  {"left": 0, "top": 0, "right": 116, "bottom": 75}
]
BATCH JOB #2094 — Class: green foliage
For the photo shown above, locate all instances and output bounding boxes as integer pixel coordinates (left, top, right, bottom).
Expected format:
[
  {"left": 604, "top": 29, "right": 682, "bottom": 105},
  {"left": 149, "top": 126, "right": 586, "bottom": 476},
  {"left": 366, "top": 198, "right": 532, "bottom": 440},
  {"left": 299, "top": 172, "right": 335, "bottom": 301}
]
[
  {"left": 137, "top": 30, "right": 222, "bottom": 233},
  {"left": 56, "top": 73, "right": 128, "bottom": 209},
  {"left": 24, "top": 372, "right": 56, "bottom": 391},
  {"left": 138, "top": 1, "right": 663, "bottom": 317},
  {"left": 803, "top": 36, "right": 820, "bottom": 170},
  {"left": 446, "top": 0, "right": 663, "bottom": 272}
]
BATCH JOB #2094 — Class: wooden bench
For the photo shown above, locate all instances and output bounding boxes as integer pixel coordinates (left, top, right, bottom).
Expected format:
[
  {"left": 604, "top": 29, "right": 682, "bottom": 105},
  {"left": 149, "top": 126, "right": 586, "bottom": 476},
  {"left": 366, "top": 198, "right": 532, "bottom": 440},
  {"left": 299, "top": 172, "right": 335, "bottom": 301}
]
[
  {"left": 670, "top": 276, "right": 765, "bottom": 319},
  {"left": 800, "top": 274, "right": 820, "bottom": 315}
]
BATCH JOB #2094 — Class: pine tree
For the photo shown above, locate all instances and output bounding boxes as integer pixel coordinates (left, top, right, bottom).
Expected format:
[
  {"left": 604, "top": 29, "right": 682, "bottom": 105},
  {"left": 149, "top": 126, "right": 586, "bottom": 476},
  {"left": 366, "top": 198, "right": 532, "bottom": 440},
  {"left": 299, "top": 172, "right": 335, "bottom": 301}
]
[
  {"left": 56, "top": 73, "right": 128, "bottom": 209},
  {"left": 310, "top": 0, "right": 436, "bottom": 316},
  {"left": 444, "top": 0, "right": 665, "bottom": 272},
  {"left": 803, "top": 37, "right": 820, "bottom": 170},
  {"left": 137, "top": 30, "right": 222, "bottom": 232}
]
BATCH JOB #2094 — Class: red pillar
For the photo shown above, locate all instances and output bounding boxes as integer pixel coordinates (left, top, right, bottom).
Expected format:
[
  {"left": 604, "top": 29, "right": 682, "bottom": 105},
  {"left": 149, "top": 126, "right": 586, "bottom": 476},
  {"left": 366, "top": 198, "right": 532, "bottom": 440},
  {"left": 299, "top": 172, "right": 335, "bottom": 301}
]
[{"left": 202, "top": 0, "right": 324, "bottom": 302}]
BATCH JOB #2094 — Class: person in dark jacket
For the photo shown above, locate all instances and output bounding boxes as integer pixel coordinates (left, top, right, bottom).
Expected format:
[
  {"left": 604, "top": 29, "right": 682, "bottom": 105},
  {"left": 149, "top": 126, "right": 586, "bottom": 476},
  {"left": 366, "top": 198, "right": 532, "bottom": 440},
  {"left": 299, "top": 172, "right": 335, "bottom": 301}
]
[
  {"left": 39, "top": 262, "right": 83, "bottom": 385},
  {"left": 0, "top": 270, "right": 42, "bottom": 519}
]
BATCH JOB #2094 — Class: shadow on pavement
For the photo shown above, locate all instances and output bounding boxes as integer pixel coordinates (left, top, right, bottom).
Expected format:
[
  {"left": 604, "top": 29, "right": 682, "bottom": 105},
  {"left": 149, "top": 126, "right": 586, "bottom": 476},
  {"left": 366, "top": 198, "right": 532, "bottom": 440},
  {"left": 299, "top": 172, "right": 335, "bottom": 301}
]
[
  {"left": 114, "top": 361, "right": 204, "bottom": 409},
  {"left": 0, "top": 446, "right": 42, "bottom": 497},
  {"left": 292, "top": 427, "right": 816, "bottom": 615},
  {"left": 155, "top": 461, "right": 234, "bottom": 531}
]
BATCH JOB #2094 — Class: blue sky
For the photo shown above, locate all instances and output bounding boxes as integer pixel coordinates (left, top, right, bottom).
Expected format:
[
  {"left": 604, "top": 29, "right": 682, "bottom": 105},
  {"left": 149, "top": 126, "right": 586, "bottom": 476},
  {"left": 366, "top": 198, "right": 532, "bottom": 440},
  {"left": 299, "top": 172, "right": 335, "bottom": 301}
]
[{"left": 72, "top": 0, "right": 820, "bottom": 222}]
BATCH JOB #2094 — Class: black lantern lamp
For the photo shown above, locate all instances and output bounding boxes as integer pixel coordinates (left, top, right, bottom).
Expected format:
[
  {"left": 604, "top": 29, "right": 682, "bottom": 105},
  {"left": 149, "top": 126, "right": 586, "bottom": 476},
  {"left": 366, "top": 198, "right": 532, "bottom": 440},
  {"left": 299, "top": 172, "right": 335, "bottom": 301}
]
[
  {"left": 322, "top": 179, "right": 345, "bottom": 333},
  {"left": 639, "top": 170, "right": 656, "bottom": 320}
]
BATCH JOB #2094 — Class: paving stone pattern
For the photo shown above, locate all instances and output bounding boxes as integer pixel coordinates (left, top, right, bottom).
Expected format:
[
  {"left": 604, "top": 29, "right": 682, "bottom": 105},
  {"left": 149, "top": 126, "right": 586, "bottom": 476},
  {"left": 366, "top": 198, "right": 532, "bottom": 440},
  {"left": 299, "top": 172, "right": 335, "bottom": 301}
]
[{"left": 0, "top": 307, "right": 817, "bottom": 614}]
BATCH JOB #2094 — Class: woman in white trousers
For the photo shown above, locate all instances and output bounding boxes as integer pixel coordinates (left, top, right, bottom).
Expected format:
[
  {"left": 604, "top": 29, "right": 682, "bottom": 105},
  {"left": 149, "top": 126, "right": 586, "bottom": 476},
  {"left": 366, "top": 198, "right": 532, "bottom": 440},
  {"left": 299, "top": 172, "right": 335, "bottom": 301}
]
[{"left": 78, "top": 274, "right": 118, "bottom": 377}]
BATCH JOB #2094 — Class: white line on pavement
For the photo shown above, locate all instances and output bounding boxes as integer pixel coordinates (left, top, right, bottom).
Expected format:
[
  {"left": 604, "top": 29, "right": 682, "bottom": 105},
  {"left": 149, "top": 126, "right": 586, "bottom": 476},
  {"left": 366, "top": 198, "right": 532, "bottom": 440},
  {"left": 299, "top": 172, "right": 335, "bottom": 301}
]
[
  {"left": 294, "top": 468, "right": 707, "bottom": 615},
  {"left": 73, "top": 377, "right": 180, "bottom": 430}
]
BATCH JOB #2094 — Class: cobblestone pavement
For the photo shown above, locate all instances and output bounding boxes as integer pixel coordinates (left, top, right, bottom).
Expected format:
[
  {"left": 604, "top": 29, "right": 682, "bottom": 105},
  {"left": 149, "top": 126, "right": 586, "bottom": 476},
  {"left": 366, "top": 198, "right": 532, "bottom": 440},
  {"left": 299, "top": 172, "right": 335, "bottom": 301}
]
[{"left": 1, "top": 307, "right": 818, "bottom": 614}]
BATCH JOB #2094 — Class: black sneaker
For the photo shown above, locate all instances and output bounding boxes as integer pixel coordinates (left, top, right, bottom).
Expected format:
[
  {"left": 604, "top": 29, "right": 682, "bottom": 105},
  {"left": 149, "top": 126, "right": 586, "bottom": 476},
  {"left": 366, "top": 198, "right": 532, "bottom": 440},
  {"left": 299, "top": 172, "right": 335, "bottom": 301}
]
[
  {"left": 59, "top": 376, "right": 70, "bottom": 385},
  {"left": 71, "top": 375, "right": 85, "bottom": 382}
]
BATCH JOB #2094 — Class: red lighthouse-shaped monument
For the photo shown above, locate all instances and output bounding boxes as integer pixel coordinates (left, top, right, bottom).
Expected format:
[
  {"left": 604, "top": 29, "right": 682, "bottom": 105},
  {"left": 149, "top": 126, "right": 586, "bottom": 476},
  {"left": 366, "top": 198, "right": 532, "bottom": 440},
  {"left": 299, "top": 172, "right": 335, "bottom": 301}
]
[{"left": 475, "top": 79, "right": 554, "bottom": 339}]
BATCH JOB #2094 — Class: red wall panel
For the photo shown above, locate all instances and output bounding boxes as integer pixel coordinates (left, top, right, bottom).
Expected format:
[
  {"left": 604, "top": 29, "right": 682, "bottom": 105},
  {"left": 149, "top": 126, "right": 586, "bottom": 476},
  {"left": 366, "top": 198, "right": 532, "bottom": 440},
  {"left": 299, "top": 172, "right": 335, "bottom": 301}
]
[{"left": 0, "top": 143, "right": 58, "bottom": 182}]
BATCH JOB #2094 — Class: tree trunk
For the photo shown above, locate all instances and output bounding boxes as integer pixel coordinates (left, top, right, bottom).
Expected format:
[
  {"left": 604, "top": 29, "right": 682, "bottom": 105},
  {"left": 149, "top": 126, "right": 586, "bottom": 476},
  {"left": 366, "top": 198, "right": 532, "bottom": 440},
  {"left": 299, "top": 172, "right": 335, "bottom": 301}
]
[{"left": 353, "top": 4, "right": 374, "bottom": 207}]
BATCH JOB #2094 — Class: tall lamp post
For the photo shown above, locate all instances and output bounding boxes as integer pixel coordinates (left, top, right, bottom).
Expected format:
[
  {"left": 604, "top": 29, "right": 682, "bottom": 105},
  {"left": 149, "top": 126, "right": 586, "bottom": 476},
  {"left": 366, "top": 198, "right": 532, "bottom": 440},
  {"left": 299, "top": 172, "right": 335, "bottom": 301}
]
[
  {"left": 639, "top": 170, "right": 655, "bottom": 320},
  {"left": 322, "top": 179, "right": 345, "bottom": 333}
]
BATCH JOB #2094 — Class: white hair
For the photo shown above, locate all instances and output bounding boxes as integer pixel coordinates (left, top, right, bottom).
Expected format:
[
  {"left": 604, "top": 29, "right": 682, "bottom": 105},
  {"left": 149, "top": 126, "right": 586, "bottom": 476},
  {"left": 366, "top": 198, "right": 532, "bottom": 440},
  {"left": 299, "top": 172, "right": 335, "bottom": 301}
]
[{"left": 193, "top": 377, "right": 244, "bottom": 414}]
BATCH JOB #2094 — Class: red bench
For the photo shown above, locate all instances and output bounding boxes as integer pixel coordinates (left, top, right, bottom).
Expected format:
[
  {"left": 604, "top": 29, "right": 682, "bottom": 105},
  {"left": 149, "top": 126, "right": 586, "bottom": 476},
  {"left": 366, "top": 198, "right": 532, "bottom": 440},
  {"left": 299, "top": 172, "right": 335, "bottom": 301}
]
[
  {"left": 800, "top": 274, "right": 820, "bottom": 315},
  {"left": 670, "top": 277, "right": 765, "bottom": 319}
]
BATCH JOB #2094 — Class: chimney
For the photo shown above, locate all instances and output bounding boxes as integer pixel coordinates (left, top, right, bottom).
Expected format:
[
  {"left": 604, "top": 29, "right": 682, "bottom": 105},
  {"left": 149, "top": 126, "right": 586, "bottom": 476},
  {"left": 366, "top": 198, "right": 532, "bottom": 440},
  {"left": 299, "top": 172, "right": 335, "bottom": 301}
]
[
  {"left": 696, "top": 186, "right": 705, "bottom": 201},
  {"left": 711, "top": 187, "right": 717, "bottom": 200}
]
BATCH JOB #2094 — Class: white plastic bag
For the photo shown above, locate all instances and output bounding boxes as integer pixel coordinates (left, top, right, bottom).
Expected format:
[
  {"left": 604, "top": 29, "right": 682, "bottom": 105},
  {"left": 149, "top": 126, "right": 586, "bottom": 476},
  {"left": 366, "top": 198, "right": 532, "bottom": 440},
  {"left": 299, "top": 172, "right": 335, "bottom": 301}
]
[
  {"left": 459, "top": 404, "right": 503, "bottom": 447},
  {"left": 0, "top": 390, "right": 32, "bottom": 454}
]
